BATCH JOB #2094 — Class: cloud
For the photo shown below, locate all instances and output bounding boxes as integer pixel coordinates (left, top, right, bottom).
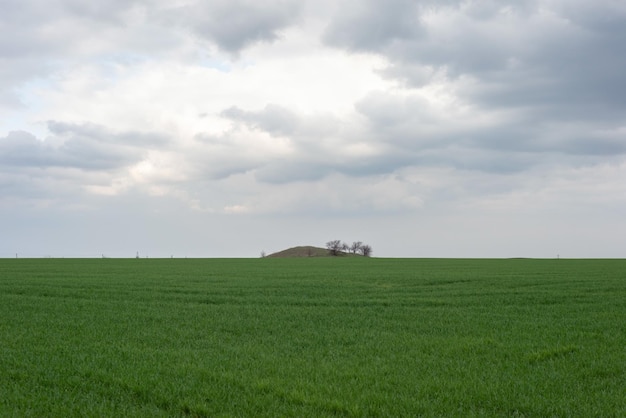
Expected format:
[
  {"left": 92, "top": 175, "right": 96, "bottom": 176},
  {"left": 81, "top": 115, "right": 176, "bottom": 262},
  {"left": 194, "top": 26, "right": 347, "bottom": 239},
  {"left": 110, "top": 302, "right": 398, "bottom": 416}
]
[
  {"left": 0, "top": 130, "right": 128, "bottom": 170},
  {"left": 0, "top": 0, "right": 303, "bottom": 110},
  {"left": 323, "top": 0, "right": 425, "bottom": 51},
  {"left": 0, "top": 0, "right": 171, "bottom": 108},
  {"left": 221, "top": 104, "right": 301, "bottom": 137},
  {"left": 167, "top": 0, "right": 302, "bottom": 54},
  {"left": 0, "top": 122, "right": 177, "bottom": 208},
  {"left": 322, "top": 1, "right": 626, "bottom": 177},
  {"left": 324, "top": 1, "right": 626, "bottom": 122},
  {"left": 1, "top": 0, "right": 626, "bottom": 256},
  {"left": 0, "top": 122, "right": 169, "bottom": 171},
  {"left": 218, "top": 103, "right": 411, "bottom": 183}
]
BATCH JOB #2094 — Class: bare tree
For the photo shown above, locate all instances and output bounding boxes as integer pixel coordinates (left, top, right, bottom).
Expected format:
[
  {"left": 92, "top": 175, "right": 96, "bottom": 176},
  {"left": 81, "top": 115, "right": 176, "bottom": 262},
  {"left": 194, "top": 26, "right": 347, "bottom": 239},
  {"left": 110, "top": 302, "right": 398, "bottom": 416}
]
[
  {"left": 326, "top": 240, "right": 343, "bottom": 256},
  {"left": 341, "top": 242, "right": 350, "bottom": 253},
  {"left": 359, "top": 244, "right": 372, "bottom": 257},
  {"left": 350, "top": 241, "right": 363, "bottom": 254}
]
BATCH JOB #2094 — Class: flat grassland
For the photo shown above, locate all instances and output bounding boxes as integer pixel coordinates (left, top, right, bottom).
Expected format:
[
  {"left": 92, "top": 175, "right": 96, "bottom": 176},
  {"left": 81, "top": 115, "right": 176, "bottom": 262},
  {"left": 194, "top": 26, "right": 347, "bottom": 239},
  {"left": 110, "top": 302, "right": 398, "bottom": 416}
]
[{"left": 1, "top": 258, "right": 624, "bottom": 417}]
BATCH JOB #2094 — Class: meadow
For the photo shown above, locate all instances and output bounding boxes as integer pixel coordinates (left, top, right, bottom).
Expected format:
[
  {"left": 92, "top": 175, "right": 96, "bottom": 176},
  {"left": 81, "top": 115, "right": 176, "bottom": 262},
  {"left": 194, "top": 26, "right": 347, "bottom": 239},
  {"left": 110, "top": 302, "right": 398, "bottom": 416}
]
[{"left": 0, "top": 258, "right": 624, "bottom": 417}]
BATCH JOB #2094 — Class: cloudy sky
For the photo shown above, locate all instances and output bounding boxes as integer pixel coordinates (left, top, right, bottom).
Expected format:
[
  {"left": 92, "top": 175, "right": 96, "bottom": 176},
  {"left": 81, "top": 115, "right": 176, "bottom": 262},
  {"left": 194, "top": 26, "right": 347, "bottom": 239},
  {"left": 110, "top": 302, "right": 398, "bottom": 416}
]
[{"left": 1, "top": 0, "right": 625, "bottom": 258}]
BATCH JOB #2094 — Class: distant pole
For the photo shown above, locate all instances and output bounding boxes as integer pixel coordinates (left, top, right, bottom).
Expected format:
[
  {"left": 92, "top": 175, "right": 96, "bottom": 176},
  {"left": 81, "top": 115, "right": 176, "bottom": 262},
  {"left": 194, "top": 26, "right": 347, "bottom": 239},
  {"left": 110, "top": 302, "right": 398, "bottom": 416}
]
[
  {"left": 136, "top": 251, "right": 139, "bottom": 259},
  {"left": 16, "top": 253, "right": 18, "bottom": 259}
]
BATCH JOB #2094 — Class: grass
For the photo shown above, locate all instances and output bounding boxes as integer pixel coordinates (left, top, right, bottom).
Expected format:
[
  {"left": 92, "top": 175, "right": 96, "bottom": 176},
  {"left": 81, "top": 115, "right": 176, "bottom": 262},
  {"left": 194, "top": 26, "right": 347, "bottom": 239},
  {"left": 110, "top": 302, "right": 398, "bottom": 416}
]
[{"left": 0, "top": 258, "right": 625, "bottom": 416}]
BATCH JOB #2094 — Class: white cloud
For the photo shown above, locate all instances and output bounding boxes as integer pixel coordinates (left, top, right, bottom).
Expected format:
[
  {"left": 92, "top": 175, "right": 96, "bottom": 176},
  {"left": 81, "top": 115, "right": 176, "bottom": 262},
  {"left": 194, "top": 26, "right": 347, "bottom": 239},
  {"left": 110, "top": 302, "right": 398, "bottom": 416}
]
[{"left": 1, "top": 0, "right": 625, "bottom": 257}]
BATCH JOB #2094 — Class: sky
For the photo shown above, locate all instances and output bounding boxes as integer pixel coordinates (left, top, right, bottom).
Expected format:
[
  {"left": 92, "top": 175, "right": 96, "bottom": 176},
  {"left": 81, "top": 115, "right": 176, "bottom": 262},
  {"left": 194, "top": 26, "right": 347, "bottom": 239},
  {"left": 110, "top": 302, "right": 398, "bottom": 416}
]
[{"left": 1, "top": 0, "right": 625, "bottom": 258}]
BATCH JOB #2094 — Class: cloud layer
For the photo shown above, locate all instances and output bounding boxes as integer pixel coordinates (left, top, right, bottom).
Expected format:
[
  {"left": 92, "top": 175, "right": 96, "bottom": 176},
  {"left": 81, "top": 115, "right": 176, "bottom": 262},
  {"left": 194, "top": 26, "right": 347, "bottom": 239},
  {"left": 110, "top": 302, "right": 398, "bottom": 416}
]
[{"left": 1, "top": 0, "right": 625, "bottom": 257}]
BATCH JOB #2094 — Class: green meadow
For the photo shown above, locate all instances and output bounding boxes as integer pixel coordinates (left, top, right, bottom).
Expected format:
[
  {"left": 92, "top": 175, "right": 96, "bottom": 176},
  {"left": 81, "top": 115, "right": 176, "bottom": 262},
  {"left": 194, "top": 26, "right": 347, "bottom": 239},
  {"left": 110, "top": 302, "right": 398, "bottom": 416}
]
[{"left": 1, "top": 258, "right": 624, "bottom": 417}]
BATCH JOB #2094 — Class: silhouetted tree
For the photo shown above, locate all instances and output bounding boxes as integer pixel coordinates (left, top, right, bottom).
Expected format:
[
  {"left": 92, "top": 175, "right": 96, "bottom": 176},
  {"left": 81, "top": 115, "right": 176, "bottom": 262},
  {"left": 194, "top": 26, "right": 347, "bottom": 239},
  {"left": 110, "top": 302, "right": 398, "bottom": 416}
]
[
  {"left": 350, "top": 241, "right": 363, "bottom": 254},
  {"left": 326, "top": 240, "right": 343, "bottom": 256},
  {"left": 359, "top": 244, "right": 372, "bottom": 257}
]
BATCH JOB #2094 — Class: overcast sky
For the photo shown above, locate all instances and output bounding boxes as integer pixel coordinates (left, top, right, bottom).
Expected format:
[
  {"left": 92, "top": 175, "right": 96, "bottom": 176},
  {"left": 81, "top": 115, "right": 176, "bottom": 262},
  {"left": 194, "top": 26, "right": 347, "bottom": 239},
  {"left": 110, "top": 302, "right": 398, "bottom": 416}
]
[{"left": 1, "top": 0, "right": 625, "bottom": 258}]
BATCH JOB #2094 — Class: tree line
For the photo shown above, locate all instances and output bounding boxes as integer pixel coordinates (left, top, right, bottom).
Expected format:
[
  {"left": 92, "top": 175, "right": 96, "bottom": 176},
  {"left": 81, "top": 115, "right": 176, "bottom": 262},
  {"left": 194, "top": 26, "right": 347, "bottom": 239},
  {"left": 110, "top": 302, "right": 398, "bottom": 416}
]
[{"left": 326, "top": 240, "right": 372, "bottom": 257}]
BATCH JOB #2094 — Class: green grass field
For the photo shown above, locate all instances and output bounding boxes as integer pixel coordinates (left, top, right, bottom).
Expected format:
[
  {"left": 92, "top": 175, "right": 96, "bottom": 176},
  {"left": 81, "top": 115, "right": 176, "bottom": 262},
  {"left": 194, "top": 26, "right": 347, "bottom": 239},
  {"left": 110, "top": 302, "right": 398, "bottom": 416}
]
[{"left": 1, "top": 258, "right": 624, "bottom": 417}]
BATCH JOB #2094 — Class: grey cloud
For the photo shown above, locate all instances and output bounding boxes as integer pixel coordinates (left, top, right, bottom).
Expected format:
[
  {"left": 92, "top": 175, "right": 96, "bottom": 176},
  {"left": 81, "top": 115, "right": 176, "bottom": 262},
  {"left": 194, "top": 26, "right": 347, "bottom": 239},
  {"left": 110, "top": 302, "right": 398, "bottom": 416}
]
[
  {"left": 47, "top": 121, "right": 170, "bottom": 147},
  {"left": 353, "top": 91, "right": 465, "bottom": 153},
  {"left": 325, "top": 0, "right": 530, "bottom": 55},
  {"left": 354, "top": 91, "right": 444, "bottom": 131},
  {"left": 255, "top": 161, "right": 330, "bottom": 184},
  {"left": 0, "top": 0, "right": 303, "bottom": 64},
  {"left": 255, "top": 152, "right": 416, "bottom": 185},
  {"left": 0, "top": 2, "right": 59, "bottom": 106},
  {"left": 323, "top": 1, "right": 626, "bottom": 175},
  {"left": 221, "top": 105, "right": 299, "bottom": 137},
  {"left": 0, "top": 0, "right": 169, "bottom": 107},
  {"left": 323, "top": 0, "right": 424, "bottom": 51},
  {"left": 0, "top": 122, "right": 168, "bottom": 171},
  {"left": 192, "top": 132, "right": 265, "bottom": 180},
  {"left": 353, "top": 88, "right": 626, "bottom": 176},
  {"left": 0, "top": 0, "right": 147, "bottom": 58},
  {"left": 0, "top": 0, "right": 301, "bottom": 109},
  {"left": 59, "top": 0, "right": 145, "bottom": 23},
  {"left": 174, "top": 0, "right": 301, "bottom": 53},
  {"left": 0, "top": 131, "right": 45, "bottom": 167},
  {"left": 254, "top": 153, "right": 411, "bottom": 184},
  {"left": 560, "top": 137, "right": 626, "bottom": 157},
  {"left": 462, "top": 121, "right": 626, "bottom": 158},
  {"left": 325, "top": 1, "right": 626, "bottom": 117},
  {"left": 221, "top": 104, "right": 341, "bottom": 140},
  {"left": 209, "top": 103, "right": 415, "bottom": 184},
  {"left": 217, "top": 89, "right": 625, "bottom": 183},
  {"left": 440, "top": 148, "right": 540, "bottom": 174},
  {"left": 0, "top": 130, "right": 137, "bottom": 171}
]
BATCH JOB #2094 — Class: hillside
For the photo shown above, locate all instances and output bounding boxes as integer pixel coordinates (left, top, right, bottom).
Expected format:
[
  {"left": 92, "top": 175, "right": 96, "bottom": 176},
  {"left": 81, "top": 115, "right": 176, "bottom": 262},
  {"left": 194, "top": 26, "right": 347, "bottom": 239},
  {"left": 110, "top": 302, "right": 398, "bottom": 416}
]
[
  {"left": 266, "top": 246, "right": 366, "bottom": 258},
  {"left": 266, "top": 246, "right": 330, "bottom": 258}
]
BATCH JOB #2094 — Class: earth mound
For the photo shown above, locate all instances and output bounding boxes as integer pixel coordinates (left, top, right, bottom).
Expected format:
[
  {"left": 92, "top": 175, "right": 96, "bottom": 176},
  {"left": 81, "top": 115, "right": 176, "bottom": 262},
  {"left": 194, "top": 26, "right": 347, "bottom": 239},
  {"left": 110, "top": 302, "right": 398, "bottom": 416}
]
[{"left": 266, "top": 246, "right": 330, "bottom": 258}]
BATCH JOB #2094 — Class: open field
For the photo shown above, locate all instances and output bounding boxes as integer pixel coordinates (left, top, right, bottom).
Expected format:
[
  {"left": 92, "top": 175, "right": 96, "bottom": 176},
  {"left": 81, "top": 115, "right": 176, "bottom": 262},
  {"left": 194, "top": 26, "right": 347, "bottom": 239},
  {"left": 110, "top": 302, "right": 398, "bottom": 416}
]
[{"left": 1, "top": 258, "right": 625, "bottom": 417}]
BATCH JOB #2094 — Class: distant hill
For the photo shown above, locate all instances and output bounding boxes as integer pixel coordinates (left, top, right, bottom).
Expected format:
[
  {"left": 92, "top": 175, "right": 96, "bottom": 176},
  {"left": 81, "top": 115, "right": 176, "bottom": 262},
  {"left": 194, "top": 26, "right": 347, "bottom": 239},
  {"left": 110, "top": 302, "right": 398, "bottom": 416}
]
[
  {"left": 266, "top": 246, "right": 364, "bottom": 258},
  {"left": 266, "top": 246, "right": 330, "bottom": 258}
]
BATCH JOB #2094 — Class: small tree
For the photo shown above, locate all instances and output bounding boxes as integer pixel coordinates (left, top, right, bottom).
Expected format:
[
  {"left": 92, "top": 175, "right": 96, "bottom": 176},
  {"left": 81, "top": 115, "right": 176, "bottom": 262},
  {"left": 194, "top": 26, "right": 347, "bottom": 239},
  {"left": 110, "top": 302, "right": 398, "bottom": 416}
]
[
  {"left": 350, "top": 241, "right": 362, "bottom": 254},
  {"left": 359, "top": 244, "right": 372, "bottom": 257},
  {"left": 326, "top": 240, "right": 343, "bottom": 256}
]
